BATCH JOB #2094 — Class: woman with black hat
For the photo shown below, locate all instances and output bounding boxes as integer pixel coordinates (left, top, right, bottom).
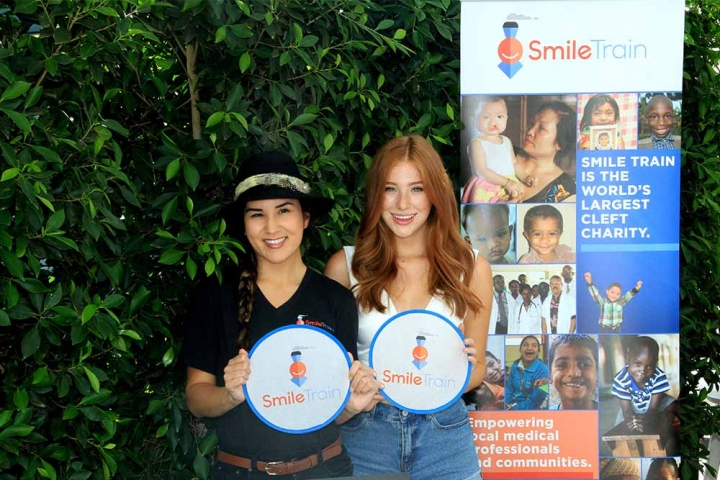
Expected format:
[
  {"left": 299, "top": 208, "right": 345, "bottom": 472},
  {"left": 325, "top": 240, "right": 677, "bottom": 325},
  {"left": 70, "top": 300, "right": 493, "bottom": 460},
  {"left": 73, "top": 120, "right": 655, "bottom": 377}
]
[{"left": 182, "top": 151, "right": 378, "bottom": 479}]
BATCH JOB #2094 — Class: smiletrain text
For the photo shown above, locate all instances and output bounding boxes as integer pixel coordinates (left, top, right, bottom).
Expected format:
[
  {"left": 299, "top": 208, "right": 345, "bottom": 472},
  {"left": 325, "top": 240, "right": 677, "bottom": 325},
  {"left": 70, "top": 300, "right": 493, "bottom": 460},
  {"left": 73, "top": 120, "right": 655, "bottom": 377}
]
[
  {"left": 382, "top": 370, "right": 457, "bottom": 389},
  {"left": 262, "top": 387, "right": 343, "bottom": 408}
]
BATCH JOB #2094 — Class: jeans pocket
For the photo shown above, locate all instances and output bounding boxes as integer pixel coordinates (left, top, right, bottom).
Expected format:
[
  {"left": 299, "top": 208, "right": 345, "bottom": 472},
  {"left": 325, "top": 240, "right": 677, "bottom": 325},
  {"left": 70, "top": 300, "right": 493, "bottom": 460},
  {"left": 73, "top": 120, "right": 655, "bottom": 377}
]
[
  {"left": 340, "top": 410, "right": 370, "bottom": 432},
  {"left": 429, "top": 401, "right": 471, "bottom": 429}
]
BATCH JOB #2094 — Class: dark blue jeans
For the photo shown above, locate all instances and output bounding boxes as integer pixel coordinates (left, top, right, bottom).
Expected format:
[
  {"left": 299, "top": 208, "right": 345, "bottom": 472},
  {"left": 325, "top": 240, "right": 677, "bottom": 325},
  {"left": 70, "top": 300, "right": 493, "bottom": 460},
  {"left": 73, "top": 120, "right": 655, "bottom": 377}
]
[{"left": 211, "top": 448, "right": 353, "bottom": 479}]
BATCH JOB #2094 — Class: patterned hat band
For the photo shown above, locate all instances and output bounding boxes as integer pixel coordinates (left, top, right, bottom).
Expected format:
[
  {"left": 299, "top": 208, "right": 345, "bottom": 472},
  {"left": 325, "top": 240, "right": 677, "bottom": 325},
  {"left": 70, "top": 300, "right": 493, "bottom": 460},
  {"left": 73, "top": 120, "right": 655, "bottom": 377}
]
[{"left": 233, "top": 173, "right": 311, "bottom": 201}]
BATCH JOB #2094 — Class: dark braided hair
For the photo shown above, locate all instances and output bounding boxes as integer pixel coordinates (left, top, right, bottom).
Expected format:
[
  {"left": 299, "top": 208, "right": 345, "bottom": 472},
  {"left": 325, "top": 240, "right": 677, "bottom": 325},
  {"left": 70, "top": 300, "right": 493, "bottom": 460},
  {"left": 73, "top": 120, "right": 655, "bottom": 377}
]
[{"left": 235, "top": 250, "right": 257, "bottom": 350}]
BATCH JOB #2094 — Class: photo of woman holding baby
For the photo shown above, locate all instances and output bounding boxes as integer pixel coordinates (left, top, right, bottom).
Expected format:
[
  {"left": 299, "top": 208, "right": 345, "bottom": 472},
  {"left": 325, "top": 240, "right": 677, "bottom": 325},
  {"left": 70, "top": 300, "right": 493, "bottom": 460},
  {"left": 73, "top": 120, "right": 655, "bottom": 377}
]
[{"left": 460, "top": 95, "right": 577, "bottom": 205}]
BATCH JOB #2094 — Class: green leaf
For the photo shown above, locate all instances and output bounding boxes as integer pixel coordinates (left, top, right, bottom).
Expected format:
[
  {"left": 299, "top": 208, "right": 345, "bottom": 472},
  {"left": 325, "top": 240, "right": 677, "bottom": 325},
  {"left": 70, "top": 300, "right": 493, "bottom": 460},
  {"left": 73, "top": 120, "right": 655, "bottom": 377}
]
[
  {"left": 204, "top": 257, "right": 215, "bottom": 276},
  {"left": 161, "top": 197, "right": 178, "bottom": 225},
  {"left": 215, "top": 25, "right": 227, "bottom": 43},
  {"left": 83, "top": 367, "right": 101, "bottom": 393},
  {"left": 1, "top": 108, "right": 31, "bottom": 133},
  {"left": 95, "top": 6, "right": 119, "bottom": 17},
  {"left": 0, "top": 310, "right": 9, "bottom": 326},
  {"left": 32, "top": 366, "right": 49, "bottom": 384},
  {"left": 0, "top": 410, "right": 12, "bottom": 428},
  {"left": 206, "top": 111, "right": 225, "bottom": 128},
  {"left": 186, "top": 256, "right": 197, "bottom": 279},
  {"left": 120, "top": 329, "right": 142, "bottom": 341},
  {"left": 14, "top": 0, "right": 38, "bottom": 14},
  {"left": 158, "top": 249, "right": 184, "bottom": 265},
  {"left": 81, "top": 305, "right": 98, "bottom": 324},
  {"left": 279, "top": 51, "right": 291, "bottom": 66},
  {"left": 162, "top": 347, "right": 174, "bottom": 367},
  {"left": 193, "top": 451, "right": 210, "bottom": 480},
  {"left": 393, "top": 29, "right": 407, "bottom": 40},
  {"left": 21, "top": 326, "right": 40, "bottom": 359},
  {"left": 23, "top": 86, "right": 43, "bottom": 108},
  {"left": 102, "top": 119, "right": 129, "bottom": 137},
  {"left": 183, "top": 163, "right": 200, "bottom": 190},
  {"left": 229, "top": 24, "right": 253, "bottom": 39},
  {"left": 13, "top": 389, "right": 28, "bottom": 409},
  {"left": 1, "top": 168, "right": 20, "bottom": 182},
  {"left": 182, "top": 0, "right": 203, "bottom": 11},
  {"left": 323, "top": 133, "right": 334, "bottom": 153},
  {"left": 289, "top": 113, "right": 317, "bottom": 127},
  {"left": 166, "top": 158, "right": 181, "bottom": 181},
  {"left": 45, "top": 209, "right": 65, "bottom": 233},
  {"left": 1, "top": 81, "right": 32, "bottom": 102},
  {"left": 155, "top": 423, "right": 169, "bottom": 437},
  {"left": 376, "top": 19, "right": 394, "bottom": 31},
  {"left": 239, "top": 52, "right": 251, "bottom": 73},
  {"left": 0, "top": 425, "right": 34, "bottom": 439},
  {"left": 446, "top": 104, "right": 455, "bottom": 121},
  {"left": 299, "top": 35, "right": 319, "bottom": 47}
]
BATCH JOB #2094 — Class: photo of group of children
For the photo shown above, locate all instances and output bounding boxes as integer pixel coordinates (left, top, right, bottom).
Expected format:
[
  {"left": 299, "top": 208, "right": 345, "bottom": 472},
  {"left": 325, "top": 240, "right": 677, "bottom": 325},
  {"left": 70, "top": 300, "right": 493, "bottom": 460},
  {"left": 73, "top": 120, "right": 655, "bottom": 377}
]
[
  {"left": 460, "top": 92, "right": 681, "bottom": 207},
  {"left": 462, "top": 203, "right": 577, "bottom": 264},
  {"left": 464, "top": 334, "right": 680, "bottom": 467},
  {"left": 460, "top": 91, "right": 681, "bottom": 475}
]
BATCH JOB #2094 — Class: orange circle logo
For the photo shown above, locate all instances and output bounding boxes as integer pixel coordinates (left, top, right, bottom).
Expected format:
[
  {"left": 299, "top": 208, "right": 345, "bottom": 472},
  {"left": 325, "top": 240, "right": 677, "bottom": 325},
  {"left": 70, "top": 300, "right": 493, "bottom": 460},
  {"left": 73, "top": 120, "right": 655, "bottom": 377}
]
[
  {"left": 498, "top": 38, "right": 523, "bottom": 64},
  {"left": 289, "top": 361, "right": 306, "bottom": 378},
  {"left": 412, "top": 345, "right": 429, "bottom": 362}
]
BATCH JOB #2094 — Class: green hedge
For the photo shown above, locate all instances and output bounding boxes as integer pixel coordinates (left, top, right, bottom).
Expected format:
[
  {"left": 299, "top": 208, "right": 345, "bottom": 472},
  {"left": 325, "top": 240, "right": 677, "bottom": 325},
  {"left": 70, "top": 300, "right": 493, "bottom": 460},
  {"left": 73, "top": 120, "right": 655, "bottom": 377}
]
[
  {"left": 0, "top": 0, "right": 717, "bottom": 478},
  {"left": 0, "top": 1, "right": 461, "bottom": 478}
]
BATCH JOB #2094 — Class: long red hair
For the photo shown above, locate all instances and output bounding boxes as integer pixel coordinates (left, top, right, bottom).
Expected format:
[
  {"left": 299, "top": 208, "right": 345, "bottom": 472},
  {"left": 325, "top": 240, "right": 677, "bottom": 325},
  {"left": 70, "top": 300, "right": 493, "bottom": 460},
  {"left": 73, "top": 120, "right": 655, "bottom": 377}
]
[{"left": 351, "top": 135, "right": 483, "bottom": 317}]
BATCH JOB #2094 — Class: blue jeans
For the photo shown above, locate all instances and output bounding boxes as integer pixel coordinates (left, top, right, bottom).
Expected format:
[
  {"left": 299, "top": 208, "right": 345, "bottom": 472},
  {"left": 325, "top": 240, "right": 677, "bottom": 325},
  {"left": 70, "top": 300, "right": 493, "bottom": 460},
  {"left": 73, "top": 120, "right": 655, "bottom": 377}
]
[{"left": 341, "top": 400, "right": 482, "bottom": 480}]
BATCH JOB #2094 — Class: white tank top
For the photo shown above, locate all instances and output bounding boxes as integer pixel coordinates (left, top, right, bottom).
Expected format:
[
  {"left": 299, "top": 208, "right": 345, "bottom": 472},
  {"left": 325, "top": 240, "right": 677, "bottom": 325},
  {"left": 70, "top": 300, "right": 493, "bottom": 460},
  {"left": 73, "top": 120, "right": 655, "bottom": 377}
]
[{"left": 343, "top": 246, "right": 463, "bottom": 365}]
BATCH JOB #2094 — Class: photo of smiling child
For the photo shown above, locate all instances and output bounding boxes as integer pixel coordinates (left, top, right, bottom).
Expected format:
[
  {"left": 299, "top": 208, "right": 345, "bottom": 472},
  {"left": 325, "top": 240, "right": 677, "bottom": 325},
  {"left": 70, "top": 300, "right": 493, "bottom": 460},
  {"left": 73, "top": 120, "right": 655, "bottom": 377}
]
[
  {"left": 462, "top": 96, "right": 535, "bottom": 203},
  {"left": 637, "top": 93, "right": 682, "bottom": 150},
  {"left": 600, "top": 335, "right": 680, "bottom": 457},
  {"left": 461, "top": 204, "right": 516, "bottom": 264},
  {"left": 505, "top": 335, "right": 549, "bottom": 410},
  {"left": 548, "top": 335, "right": 598, "bottom": 410},
  {"left": 463, "top": 336, "right": 505, "bottom": 411},
  {"left": 584, "top": 271, "right": 642, "bottom": 333},
  {"left": 577, "top": 94, "right": 629, "bottom": 150},
  {"left": 518, "top": 204, "right": 576, "bottom": 264}
]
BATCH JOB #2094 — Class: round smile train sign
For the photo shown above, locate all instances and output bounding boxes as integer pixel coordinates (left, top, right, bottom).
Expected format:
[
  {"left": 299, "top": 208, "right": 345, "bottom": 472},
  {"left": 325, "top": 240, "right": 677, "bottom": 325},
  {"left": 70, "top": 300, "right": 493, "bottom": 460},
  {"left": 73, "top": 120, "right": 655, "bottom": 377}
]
[
  {"left": 243, "top": 325, "right": 351, "bottom": 434},
  {"left": 369, "top": 309, "right": 471, "bottom": 414}
]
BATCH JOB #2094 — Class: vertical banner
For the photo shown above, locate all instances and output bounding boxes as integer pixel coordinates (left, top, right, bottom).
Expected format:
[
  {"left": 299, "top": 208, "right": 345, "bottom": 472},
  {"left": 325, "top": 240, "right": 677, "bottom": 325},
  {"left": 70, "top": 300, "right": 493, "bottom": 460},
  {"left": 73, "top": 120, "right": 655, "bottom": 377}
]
[{"left": 459, "top": 1, "right": 683, "bottom": 479}]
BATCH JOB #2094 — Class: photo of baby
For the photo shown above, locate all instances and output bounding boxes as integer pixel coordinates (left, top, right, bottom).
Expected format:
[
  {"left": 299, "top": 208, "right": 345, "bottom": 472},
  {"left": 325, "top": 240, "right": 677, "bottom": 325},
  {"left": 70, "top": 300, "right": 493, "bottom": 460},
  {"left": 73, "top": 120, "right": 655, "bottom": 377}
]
[
  {"left": 590, "top": 126, "right": 617, "bottom": 150},
  {"left": 460, "top": 94, "right": 577, "bottom": 204},
  {"left": 637, "top": 92, "right": 682, "bottom": 150},
  {"left": 461, "top": 203, "right": 517, "bottom": 264},
  {"left": 599, "top": 335, "right": 680, "bottom": 458}
]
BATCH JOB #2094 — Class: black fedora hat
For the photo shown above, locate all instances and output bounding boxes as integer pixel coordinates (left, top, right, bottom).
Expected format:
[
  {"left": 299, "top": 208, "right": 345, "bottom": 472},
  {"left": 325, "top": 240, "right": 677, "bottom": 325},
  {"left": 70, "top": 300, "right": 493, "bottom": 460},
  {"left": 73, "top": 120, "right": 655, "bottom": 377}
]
[{"left": 230, "top": 151, "right": 334, "bottom": 217}]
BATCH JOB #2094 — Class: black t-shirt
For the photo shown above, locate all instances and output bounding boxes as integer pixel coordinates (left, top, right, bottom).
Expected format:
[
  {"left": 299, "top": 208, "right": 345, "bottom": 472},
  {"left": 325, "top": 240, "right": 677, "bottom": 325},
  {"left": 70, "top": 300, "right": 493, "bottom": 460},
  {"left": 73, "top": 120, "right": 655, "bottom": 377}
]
[{"left": 182, "top": 268, "right": 358, "bottom": 459}]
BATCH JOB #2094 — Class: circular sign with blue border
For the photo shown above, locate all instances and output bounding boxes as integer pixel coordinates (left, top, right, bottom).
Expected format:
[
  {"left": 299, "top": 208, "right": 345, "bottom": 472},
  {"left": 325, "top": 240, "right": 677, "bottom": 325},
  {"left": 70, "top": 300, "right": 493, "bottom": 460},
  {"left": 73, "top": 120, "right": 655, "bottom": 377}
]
[
  {"left": 369, "top": 309, "right": 471, "bottom": 414},
  {"left": 243, "top": 325, "right": 351, "bottom": 434}
]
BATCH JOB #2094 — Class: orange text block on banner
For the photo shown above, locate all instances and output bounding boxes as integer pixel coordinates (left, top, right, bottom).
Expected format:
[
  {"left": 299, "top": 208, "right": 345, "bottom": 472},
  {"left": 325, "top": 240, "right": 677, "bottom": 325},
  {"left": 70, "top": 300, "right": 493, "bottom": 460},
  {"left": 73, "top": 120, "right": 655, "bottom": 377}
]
[{"left": 470, "top": 410, "right": 599, "bottom": 479}]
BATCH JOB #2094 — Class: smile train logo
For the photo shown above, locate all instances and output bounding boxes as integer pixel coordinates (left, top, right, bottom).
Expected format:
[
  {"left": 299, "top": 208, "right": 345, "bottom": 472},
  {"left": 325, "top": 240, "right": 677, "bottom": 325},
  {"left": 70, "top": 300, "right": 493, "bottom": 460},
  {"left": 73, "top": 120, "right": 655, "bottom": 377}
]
[
  {"left": 497, "top": 21, "right": 523, "bottom": 78},
  {"left": 412, "top": 335, "right": 428, "bottom": 370},
  {"left": 289, "top": 350, "right": 307, "bottom": 387}
]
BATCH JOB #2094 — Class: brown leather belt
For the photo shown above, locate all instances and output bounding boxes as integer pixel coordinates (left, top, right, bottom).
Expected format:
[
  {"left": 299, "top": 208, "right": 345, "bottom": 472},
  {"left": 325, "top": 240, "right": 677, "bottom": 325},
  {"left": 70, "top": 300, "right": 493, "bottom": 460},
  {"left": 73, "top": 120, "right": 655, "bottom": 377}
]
[{"left": 216, "top": 436, "right": 343, "bottom": 476}]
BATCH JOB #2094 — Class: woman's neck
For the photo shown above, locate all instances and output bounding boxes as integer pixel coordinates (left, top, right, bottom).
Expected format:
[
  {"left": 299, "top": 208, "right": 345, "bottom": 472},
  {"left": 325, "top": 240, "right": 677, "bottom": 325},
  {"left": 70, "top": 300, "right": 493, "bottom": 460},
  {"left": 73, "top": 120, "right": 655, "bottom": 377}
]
[
  {"left": 521, "top": 358, "right": 535, "bottom": 368},
  {"left": 392, "top": 232, "right": 428, "bottom": 260},
  {"left": 256, "top": 251, "right": 306, "bottom": 286}
]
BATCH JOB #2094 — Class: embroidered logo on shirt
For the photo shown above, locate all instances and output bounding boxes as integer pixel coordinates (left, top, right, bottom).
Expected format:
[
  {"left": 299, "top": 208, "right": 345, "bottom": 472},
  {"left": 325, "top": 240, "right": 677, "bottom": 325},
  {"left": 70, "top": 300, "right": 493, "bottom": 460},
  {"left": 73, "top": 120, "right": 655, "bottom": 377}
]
[{"left": 295, "top": 314, "right": 335, "bottom": 333}]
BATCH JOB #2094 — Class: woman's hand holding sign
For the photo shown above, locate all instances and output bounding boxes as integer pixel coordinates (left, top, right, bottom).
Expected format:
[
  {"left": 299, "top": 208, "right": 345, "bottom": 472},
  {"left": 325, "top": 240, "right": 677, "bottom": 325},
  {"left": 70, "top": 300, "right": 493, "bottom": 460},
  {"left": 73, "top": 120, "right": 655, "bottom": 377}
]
[
  {"left": 337, "top": 353, "right": 383, "bottom": 423},
  {"left": 224, "top": 349, "right": 251, "bottom": 404}
]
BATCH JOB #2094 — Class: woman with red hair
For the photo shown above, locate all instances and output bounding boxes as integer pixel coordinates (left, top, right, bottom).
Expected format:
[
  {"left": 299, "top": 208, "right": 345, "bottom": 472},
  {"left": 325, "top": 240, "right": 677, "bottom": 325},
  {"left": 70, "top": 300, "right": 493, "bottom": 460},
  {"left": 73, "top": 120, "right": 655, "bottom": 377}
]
[{"left": 326, "top": 135, "right": 492, "bottom": 479}]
